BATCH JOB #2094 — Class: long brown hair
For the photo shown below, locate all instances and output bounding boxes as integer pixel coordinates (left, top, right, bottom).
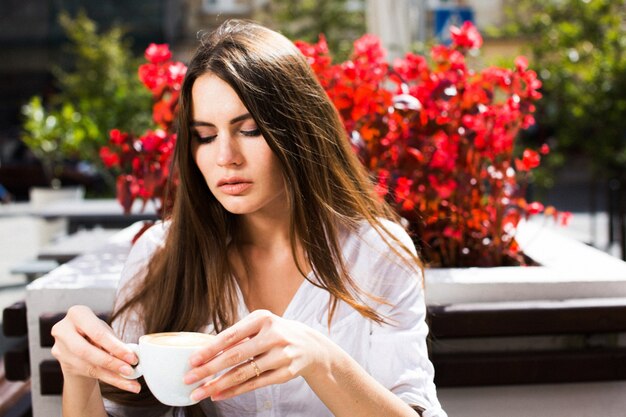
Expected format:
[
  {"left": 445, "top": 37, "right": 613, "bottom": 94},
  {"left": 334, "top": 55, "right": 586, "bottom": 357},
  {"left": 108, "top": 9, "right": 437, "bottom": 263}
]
[{"left": 103, "top": 19, "right": 422, "bottom": 413}]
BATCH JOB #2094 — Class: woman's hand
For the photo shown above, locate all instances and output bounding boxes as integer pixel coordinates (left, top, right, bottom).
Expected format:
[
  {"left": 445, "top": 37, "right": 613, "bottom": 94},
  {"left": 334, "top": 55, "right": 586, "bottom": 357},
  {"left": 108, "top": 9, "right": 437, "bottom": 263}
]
[
  {"left": 50, "top": 305, "right": 141, "bottom": 393},
  {"left": 184, "top": 309, "right": 334, "bottom": 402}
]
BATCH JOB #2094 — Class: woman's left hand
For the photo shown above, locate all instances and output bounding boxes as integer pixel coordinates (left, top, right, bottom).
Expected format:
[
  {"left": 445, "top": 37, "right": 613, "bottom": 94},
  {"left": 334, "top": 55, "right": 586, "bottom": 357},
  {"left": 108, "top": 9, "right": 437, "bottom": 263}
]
[{"left": 184, "top": 309, "right": 333, "bottom": 402}]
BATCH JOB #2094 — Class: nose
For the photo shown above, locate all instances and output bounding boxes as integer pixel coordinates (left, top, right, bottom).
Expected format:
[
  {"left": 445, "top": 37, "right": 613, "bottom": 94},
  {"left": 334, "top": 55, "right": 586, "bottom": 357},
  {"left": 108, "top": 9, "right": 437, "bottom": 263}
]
[{"left": 216, "top": 136, "right": 243, "bottom": 167}]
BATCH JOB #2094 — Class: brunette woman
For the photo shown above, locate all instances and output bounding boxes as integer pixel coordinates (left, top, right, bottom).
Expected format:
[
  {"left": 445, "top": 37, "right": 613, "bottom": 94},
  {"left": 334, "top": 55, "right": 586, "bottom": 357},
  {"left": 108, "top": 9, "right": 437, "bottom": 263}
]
[{"left": 51, "top": 19, "right": 447, "bottom": 417}]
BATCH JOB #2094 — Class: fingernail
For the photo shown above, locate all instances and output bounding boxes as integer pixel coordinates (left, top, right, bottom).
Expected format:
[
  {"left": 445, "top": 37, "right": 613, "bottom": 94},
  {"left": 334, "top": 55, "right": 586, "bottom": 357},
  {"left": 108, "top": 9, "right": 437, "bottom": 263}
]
[
  {"left": 183, "top": 373, "right": 198, "bottom": 384},
  {"left": 211, "top": 393, "right": 223, "bottom": 401},
  {"left": 128, "top": 382, "right": 141, "bottom": 393},
  {"left": 189, "top": 355, "right": 200, "bottom": 366},
  {"left": 125, "top": 353, "right": 137, "bottom": 365},
  {"left": 190, "top": 389, "right": 203, "bottom": 402},
  {"left": 119, "top": 365, "right": 133, "bottom": 376}
]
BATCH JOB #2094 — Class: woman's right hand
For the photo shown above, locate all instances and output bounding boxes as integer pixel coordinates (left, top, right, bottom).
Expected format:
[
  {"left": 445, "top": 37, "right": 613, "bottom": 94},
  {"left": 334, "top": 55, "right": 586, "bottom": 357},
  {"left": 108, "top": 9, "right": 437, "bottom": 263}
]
[{"left": 50, "top": 305, "right": 141, "bottom": 393}]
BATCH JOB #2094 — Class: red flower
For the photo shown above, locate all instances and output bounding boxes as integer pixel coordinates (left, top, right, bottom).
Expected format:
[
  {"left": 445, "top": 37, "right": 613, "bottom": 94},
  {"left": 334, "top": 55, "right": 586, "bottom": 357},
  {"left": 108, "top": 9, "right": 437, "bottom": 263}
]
[
  {"left": 560, "top": 211, "right": 573, "bottom": 226},
  {"left": 429, "top": 131, "right": 458, "bottom": 172},
  {"left": 99, "top": 147, "right": 120, "bottom": 168},
  {"left": 109, "top": 129, "right": 128, "bottom": 145},
  {"left": 428, "top": 175, "right": 457, "bottom": 199},
  {"left": 450, "top": 21, "right": 483, "bottom": 50},
  {"left": 514, "top": 56, "right": 529, "bottom": 72},
  {"left": 145, "top": 43, "right": 172, "bottom": 64},
  {"left": 515, "top": 149, "right": 541, "bottom": 171},
  {"left": 295, "top": 35, "right": 332, "bottom": 75},
  {"left": 138, "top": 63, "right": 165, "bottom": 93},
  {"left": 443, "top": 226, "right": 462, "bottom": 240},
  {"left": 140, "top": 130, "right": 166, "bottom": 153},
  {"left": 394, "top": 176, "right": 413, "bottom": 204},
  {"left": 167, "top": 62, "right": 187, "bottom": 90},
  {"left": 527, "top": 202, "right": 545, "bottom": 215}
]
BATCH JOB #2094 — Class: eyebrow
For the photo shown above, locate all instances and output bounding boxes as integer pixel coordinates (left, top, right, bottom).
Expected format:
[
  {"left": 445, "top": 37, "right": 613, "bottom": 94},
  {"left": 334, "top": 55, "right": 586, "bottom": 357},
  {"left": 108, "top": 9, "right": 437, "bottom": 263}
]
[{"left": 190, "top": 113, "right": 252, "bottom": 127}]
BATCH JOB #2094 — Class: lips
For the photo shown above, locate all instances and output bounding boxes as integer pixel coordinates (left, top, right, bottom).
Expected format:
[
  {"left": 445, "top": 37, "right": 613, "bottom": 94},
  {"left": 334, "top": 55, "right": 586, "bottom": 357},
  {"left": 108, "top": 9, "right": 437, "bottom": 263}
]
[{"left": 217, "top": 177, "right": 252, "bottom": 195}]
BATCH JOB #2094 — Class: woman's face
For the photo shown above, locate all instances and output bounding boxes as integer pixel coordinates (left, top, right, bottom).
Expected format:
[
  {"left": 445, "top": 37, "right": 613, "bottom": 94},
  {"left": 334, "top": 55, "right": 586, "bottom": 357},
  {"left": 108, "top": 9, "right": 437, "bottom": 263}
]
[{"left": 190, "top": 73, "right": 287, "bottom": 217}]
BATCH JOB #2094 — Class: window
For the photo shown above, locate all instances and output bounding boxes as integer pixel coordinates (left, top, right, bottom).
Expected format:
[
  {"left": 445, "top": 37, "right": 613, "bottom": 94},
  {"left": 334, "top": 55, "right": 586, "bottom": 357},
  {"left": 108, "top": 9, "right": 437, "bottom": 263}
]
[{"left": 202, "top": 0, "right": 251, "bottom": 14}]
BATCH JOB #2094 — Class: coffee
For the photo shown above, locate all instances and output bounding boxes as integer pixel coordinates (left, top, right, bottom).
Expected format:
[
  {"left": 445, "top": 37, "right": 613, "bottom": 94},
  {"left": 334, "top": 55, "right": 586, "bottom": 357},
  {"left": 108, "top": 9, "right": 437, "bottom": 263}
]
[
  {"left": 145, "top": 332, "right": 213, "bottom": 347},
  {"left": 123, "top": 331, "right": 215, "bottom": 406}
]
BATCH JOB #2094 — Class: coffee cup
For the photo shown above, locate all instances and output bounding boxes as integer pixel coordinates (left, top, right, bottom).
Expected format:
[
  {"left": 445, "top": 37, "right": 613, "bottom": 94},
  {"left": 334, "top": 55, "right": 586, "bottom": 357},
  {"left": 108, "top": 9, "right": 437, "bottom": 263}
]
[{"left": 123, "top": 331, "right": 214, "bottom": 406}]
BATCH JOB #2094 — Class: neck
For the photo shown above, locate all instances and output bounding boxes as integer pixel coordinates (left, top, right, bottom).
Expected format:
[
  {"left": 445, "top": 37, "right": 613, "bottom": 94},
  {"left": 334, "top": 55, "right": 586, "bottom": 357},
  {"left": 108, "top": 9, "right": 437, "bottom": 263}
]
[{"left": 237, "top": 210, "right": 293, "bottom": 251}]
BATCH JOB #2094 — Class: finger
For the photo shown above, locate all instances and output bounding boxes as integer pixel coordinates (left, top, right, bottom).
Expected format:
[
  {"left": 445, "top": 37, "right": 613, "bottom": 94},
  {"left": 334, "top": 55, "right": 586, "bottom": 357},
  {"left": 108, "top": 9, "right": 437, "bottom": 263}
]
[
  {"left": 189, "top": 358, "right": 262, "bottom": 403},
  {"left": 62, "top": 328, "right": 137, "bottom": 378},
  {"left": 68, "top": 306, "right": 137, "bottom": 364},
  {"left": 195, "top": 349, "right": 284, "bottom": 398},
  {"left": 190, "top": 310, "right": 273, "bottom": 366},
  {"left": 77, "top": 359, "right": 142, "bottom": 393},
  {"left": 197, "top": 367, "right": 291, "bottom": 402},
  {"left": 54, "top": 342, "right": 140, "bottom": 392},
  {"left": 186, "top": 337, "right": 271, "bottom": 383}
]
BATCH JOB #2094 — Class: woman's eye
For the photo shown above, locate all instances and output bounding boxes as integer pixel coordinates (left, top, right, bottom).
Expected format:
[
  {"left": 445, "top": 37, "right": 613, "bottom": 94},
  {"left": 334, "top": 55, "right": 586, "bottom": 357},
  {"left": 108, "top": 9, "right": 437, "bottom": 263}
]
[
  {"left": 194, "top": 133, "right": 217, "bottom": 144},
  {"left": 240, "top": 128, "right": 261, "bottom": 137}
]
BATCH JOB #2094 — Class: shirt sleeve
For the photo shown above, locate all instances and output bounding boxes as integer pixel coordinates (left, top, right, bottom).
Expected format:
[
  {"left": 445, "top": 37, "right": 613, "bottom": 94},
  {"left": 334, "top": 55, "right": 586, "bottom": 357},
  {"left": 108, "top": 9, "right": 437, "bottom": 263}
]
[{"left": 359, "top": 220, "right": 448, "bottom": 417}]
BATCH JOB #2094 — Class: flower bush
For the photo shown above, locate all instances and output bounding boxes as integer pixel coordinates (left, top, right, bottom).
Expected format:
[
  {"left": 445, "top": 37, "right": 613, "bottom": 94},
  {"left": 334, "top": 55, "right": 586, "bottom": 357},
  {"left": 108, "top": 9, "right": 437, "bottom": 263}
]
[
  {"left": 104, "top": 23, "right": 571, "bottom": 267},
  {"left": 100, "top": 44, "right": 184, "bottom": 216},
  {"left": 296, "top": 22, "right": 570, "bottom": 267}
]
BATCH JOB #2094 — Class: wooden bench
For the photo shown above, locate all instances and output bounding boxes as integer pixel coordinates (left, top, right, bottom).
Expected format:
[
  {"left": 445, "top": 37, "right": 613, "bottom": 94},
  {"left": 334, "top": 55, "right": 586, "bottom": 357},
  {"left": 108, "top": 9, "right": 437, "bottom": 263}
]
[
  {"left": 0, "top": 358, "right": 31, "bottom": 417},
  {"left": 428, "top": 298, "right": 626, "bottom": 386},
  {"left": 1, "top": 301, "right": 31, "bottom": 416},
  {"left": 6, "top": 297, "right": 624, "bottom": 395}
]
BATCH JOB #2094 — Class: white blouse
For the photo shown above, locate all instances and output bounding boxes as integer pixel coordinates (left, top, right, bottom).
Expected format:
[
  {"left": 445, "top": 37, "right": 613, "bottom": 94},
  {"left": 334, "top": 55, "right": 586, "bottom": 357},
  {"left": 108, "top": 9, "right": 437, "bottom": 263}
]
[{"left": 105, "top": 220, "right": 447, "bottom": 417}]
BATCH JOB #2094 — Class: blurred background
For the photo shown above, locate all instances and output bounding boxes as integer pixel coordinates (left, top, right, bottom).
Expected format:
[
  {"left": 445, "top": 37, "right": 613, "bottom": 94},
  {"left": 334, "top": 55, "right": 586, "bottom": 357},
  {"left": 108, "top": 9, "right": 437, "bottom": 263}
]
[
  {"left": 1, "top": 0, "right": 624, "bottom": 218},
  {"left": 0, "top": 1, "right": 625, "bottom": 415}
]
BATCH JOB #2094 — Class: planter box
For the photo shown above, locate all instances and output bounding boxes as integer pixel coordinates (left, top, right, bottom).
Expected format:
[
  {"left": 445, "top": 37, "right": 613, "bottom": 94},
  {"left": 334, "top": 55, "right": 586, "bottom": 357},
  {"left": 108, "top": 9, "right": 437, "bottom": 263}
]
[{"left": 426, "top": 219, "right": 626, "bottom": 305}]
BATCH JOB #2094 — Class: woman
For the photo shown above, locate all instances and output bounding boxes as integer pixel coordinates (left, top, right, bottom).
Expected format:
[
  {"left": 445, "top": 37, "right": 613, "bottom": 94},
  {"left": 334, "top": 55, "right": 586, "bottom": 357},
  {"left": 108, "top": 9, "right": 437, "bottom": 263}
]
[{"left": 51, "top": 19, "right": 447, "bottom": 417}]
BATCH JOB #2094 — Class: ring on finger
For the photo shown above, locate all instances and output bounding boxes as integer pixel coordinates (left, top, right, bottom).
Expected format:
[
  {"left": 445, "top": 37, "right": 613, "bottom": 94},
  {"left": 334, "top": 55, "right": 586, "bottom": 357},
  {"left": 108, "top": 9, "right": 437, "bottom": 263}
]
[{"left": 248, "top": 358, "right": 261, "bottom": 378}]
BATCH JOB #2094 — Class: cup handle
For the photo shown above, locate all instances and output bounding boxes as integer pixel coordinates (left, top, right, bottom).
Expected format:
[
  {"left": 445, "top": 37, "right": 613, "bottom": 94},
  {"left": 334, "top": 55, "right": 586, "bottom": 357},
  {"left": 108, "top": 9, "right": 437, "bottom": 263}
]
[{"left": 121, "top": 343, "right": 142, "bottom": 379}]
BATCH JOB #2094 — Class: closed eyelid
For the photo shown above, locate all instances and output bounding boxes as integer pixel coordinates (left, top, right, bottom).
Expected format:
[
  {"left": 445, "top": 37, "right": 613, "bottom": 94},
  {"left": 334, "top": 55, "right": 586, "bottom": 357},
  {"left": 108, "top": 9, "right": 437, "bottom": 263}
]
[
  {"left": 239, "top": 123, "right": 259, "bottom": 131},
  {"left": 191, "top": 113, "right": 253, "bottom": 128},
  {"left": 193, "top": 128, "right": 217, "bottom": 138}
]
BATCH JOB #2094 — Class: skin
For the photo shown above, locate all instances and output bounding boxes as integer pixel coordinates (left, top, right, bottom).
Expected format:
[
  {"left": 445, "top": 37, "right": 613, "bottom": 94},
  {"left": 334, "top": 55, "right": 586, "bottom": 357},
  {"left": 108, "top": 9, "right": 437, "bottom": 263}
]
[
  {"left": 50, "top": 73, "right": 418, "bottom": 417},
  {"left": 50, "top": 305, "right": 140, "bottom": 416}
]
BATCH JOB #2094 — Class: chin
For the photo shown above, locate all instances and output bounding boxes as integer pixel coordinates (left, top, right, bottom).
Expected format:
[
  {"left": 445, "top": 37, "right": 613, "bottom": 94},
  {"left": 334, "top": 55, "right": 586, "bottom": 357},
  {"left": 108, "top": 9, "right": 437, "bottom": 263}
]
[{"left": 218, "top": 201, "right": 258, "bottom": 215}]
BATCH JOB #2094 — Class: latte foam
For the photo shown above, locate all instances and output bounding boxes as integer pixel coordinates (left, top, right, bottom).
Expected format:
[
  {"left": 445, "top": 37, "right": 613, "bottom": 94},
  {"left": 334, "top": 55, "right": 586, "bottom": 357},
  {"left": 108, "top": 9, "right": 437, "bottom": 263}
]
[{"left": 144, "top": 332, "right": 214, "bottom": 347}]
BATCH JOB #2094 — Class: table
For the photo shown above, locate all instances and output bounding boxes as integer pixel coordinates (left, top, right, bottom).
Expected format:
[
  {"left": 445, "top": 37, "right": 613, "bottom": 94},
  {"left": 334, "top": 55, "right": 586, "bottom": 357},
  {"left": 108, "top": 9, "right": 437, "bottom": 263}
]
[
  {"left": 34, "top": 199, "right": 158, "bottom": 233},
  {"left": 36, "top": 228, "right": 123, "bottom": 264},
  {"left": 0, "top": 199, "right": 158, "bottom": 234}
]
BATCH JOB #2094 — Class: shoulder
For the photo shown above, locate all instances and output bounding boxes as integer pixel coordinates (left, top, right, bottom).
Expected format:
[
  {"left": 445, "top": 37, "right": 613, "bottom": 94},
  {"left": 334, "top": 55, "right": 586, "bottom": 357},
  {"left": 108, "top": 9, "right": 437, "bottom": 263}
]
[
  {"left": 341, "top": 218, "right": 421, "bottom": 294},
  {"left": 342, "top": 218, "right": 416, "bottom": 262},
  {"left": 124, "top": 221, "right": 170, "bottom": 267},
  {"left": 131, "top": 221, "right": 170, "bottom": 255},
  {"left": 117, "top": 221, "right": 170, "bottom": 296}
]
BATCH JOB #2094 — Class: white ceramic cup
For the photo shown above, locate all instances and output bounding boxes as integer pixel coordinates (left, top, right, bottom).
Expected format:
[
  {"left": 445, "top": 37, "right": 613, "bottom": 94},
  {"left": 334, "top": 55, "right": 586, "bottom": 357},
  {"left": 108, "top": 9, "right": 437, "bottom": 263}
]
[{"left": 123, "top": 331, "right": 214, "bottom": 406}]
